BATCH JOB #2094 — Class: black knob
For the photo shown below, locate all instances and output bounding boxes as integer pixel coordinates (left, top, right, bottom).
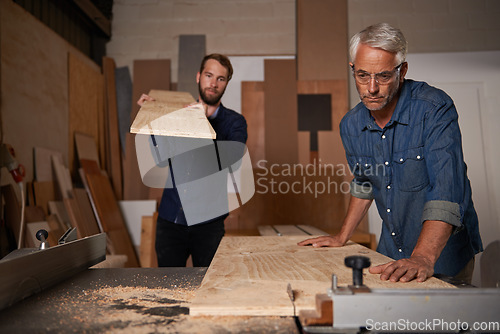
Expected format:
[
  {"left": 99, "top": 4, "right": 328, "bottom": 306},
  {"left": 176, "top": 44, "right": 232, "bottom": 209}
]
[
  {"left": 345, "top": 255, "right": 371, "bottom": 287},
  {"left": 36, "top": 229, "right": 48, "bottom": 241}
]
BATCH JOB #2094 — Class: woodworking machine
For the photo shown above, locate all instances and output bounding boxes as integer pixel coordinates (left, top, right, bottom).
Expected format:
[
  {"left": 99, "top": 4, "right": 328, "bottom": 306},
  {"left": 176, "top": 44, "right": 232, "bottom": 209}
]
[
  {"left": 300, "top": 256, "right": 500, "bottom": 333},
  {"left": 0, "top": 229, "right": 106, "bottom": 311}
]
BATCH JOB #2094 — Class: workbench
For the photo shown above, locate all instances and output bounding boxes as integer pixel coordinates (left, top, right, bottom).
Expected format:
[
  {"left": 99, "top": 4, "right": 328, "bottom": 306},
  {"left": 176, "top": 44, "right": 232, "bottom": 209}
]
[{"left": 0, "top": 267, "right": 299, "bottom": 333}]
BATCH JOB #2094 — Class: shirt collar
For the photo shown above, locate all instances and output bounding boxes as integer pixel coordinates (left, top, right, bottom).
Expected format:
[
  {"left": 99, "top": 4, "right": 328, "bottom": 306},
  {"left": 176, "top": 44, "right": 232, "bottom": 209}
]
[{"left": 207, "top": 105, "right": 221, "bottom": 120}]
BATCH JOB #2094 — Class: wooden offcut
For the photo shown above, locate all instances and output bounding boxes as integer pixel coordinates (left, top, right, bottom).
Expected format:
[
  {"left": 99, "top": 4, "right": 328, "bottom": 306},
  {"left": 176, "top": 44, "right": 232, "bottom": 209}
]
[
  {"left": 85, "top": 172, "right": 139, "bottom": 267},
  {"left": 130, "top": 90, "right": 216, "bottom": 139},
  {"left": 189, "top": 236, "right": 454, "bottom": 317}
]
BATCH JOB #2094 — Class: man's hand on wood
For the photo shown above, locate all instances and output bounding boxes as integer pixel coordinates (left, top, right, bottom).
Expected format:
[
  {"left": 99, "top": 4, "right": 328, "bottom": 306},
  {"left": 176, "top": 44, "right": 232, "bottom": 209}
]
[
  {"left": 369, "top": 255, "right": 434, "bottom": 283},
  {"left": 297, "top": 235, "right": 347, "bottom": 248}
]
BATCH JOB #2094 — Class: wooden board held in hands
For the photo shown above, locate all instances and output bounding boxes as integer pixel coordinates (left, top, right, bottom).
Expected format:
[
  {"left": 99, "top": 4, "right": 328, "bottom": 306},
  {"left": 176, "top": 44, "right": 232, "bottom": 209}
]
[{"left": 130, "top": 90, "right": 216, "bottom": 139}]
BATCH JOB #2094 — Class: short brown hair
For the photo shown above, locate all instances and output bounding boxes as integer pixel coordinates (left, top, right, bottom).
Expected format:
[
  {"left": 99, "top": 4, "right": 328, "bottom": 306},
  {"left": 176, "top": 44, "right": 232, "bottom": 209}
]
[{"left": 199, "top": 53, "right": 233, "bottom": 81}]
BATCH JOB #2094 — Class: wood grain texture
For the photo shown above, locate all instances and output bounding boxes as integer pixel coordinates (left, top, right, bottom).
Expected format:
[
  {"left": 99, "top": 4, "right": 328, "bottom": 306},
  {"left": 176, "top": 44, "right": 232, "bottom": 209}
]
[
  {"left": 130, "top": 90, "right": 215, "bottom": 139},
  {"left": 139, "top": 213, "right": 158, "bottom": 268},
  {"left": 68, "top": 52, "right": 104, "bottom": 178},
  {"left": 264, "top": 59, "right": 298, "bottom": 165},
  {"left": 241, "top": 81, "right": 265, "bottom": 167},
  {"left": 297, "top": 80, "right": 348, "bottom": 133},
  {"left": 190, "top": 236, "right": 454, "bottom": 316},
  {"left": 297, "top": 0, "right": 348, "bottom": 81}
]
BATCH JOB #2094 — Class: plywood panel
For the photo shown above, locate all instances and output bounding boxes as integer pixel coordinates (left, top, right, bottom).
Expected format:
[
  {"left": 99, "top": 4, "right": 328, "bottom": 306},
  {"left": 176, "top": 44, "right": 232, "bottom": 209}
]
[
  {"left": 239, "top": 167, "right": 347, "bottom": 232},
  {"left": 1, "top": 0, "right": 69, "bottom": 185},
  {"left": 130, "top": 90, "right": 215, "bottom": 139},
  {"left": 190, "top": 236, "right": 454, "bottom": 316},
  {"left": 297, "top": 0, "right": 348, "bottom": 81},
  {"left": 241, "top": 81, "right": 265, "bottom": 167},
  {"left": 297, "top": 80, "right": 348, "bottom": 132},
  {"left": 264, "top": 59, "right": 298, "bottom": 165},
  {"left": 68, "top": 52, "right": 104, "bottom": 177},
  {"left": 33, "top": 147, "right": 64, "bottom": 182}
]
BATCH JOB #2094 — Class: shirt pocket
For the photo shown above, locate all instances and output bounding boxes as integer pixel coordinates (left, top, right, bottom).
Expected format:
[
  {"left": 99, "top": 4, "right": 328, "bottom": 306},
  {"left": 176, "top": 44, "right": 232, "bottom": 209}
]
[{"left": 393, "top": 147, "right": 429, "bottom": 192}]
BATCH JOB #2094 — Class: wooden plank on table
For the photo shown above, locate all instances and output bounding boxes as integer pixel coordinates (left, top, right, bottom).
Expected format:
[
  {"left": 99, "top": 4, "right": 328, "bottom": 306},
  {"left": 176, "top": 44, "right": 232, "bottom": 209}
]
[
  {"left": 264, "top": 59, "right": 298, "bottom": 165},
  {"left": 241, "top": 81, "right": 265, "bottom": 168},
  {"left": 103, "top": 57, "right": 123, "bottom": 200},
  {"left": 140, "top": 213, "right": 158, "bottom": 268},
  {"left": 33, "top": 147, "right": 63, "bottom": 182},
  {"left": 85, "top": 172, "right": 139, "bottom": 267},
  {"left": 124, "top": 59, "right": 171, "bottom": 201},
  {"left": 189, "top": 236, "right": 455, "bottom": 316},
  {"left": 130, "top": 90, "right": 216, "bottom": 139},
  {"left": 297, "top": 0, "right": 348, "bottom": 81}
]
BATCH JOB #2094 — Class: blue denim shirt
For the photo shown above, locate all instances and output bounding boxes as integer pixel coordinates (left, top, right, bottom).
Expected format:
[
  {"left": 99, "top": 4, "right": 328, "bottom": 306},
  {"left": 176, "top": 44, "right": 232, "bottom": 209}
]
[{"left": 340, "top": 79, "right": 483, "bottom": 277}]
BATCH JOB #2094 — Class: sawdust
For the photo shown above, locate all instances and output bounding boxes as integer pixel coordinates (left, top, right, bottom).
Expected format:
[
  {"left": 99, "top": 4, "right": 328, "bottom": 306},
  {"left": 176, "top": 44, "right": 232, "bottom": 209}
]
[{"left": 62, "top": 286, "right": 297, "bottom": 333}]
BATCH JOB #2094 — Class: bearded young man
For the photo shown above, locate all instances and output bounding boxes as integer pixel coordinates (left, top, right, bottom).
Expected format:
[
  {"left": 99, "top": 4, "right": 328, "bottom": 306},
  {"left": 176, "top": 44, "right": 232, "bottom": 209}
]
[
  {"left": 298, "top": 23, "right": 482, "bottom": 284},
  {"left": 138, "top": 54, "right": 247, "bottom": 267}
]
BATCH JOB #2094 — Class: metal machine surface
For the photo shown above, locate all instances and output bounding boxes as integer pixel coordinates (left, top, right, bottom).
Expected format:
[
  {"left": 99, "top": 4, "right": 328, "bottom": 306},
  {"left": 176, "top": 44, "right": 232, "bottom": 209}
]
[
  {"left": 0, "top": 232, "right": 106, "bottom": 310},
  {"left": 301, "top": 256, "right": 500, "bottom": 334}
]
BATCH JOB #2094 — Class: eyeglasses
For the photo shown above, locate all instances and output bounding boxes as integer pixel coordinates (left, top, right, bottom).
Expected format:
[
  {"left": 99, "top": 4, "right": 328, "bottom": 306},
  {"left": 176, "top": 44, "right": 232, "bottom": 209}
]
[{"left": 351, "top": 63, "right": 404, "bottom": 85}]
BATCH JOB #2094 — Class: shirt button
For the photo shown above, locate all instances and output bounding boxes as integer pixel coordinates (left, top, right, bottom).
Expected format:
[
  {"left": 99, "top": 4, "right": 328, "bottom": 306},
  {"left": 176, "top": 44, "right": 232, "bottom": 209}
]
[
  {"left": 384, "top": 161, "right": 389, "bottom": 165},
  {"left": 398, "top": 248, "right": 402, "bottom": 253},
  {"left": 399, "top": 158, "right": 404, "bottom": 162},
  {"left": 382, "top": 135, "right": 386, "bottom": 139},
  {"left": 417, "top": 155, "right": 421, "bottom": 159},
  {"left": 387, "top": 185, "right": 391, "bottom": 189},
  {"left": 391, "top": 232, "right": 396, "bottom": 236},
  {"left": 386, "top": 208, "right": 391, "bottom": 213}
]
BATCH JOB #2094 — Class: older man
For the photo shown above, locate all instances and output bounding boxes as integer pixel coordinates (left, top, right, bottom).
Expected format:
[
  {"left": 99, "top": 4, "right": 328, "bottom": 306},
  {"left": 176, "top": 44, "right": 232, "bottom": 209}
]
[{"left": 299, "top": 23, "right": 482, "bottom": 284}]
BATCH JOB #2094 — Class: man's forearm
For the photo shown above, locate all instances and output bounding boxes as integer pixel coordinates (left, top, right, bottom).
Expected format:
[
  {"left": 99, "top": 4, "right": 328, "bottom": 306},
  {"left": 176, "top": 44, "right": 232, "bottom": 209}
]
[
  {"left": 411, "top": 220, "right": 453, "bottom": 265},
  {"left": 337, "top": 196, "right": 373, "bottom": 243}
]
